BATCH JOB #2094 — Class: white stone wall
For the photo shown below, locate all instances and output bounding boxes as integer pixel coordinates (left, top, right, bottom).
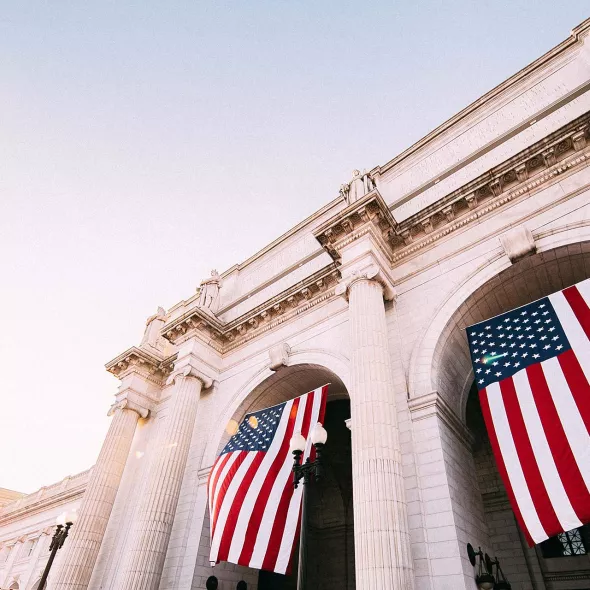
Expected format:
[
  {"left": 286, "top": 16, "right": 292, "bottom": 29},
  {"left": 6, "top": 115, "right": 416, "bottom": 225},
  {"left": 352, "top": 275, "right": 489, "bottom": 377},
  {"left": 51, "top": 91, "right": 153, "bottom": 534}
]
[
  {"left": 4, "top": 20, "right": 590, "bottom": 590},
  {"left": 0, "top": 473, "right": 88, "bottom": 590}
]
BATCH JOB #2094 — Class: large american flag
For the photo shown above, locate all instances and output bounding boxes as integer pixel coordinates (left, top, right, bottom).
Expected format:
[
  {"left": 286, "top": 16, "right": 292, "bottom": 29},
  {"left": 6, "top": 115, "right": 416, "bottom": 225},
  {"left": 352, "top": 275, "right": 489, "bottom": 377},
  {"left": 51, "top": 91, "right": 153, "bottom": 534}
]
[
  {"left": 467, "top": 278, "right": 590, "bottom": 545},
  {"left": 208, "top": 385, "right": 327, "bottom": 573}
]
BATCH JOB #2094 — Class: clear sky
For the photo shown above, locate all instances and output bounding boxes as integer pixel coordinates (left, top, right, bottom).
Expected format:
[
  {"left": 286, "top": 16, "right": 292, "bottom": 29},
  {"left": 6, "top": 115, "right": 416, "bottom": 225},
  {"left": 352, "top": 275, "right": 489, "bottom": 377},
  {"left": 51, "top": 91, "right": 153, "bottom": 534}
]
[{"left": 1, "top": 1, "right": 588, "bottom": 493}]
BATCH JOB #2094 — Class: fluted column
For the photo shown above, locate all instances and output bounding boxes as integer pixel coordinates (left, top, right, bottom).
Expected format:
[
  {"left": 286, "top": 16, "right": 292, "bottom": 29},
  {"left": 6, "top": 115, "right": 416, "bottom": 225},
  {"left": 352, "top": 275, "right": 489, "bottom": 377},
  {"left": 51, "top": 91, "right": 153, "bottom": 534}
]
[
  {"left": 118, "top": 367, "right": 210, "bottom": 590},
  {"left": 52, "top": 399, "right": 148, "bottom": 590},
  {"left": 348, "top": 275, "right": 413, "bottom": 589}
]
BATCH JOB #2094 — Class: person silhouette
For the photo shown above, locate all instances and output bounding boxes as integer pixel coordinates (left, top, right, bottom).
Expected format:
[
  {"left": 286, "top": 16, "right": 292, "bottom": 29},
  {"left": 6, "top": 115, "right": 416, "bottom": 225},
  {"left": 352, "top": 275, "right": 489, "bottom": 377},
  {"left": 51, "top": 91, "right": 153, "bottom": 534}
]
[
  {"left": 236, "top": 582, "right": 247, "bottom": 590},
  {"left": 205, "top": 576, "right": 218, "bottom": 590}
]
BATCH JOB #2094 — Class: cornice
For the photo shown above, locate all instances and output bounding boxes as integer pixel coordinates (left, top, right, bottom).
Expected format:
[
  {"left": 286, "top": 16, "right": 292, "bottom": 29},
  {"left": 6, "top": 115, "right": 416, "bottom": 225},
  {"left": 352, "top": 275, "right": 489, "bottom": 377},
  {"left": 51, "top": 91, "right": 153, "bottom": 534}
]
[
  {"left": 388, "top": 113, "right": 590, "bottom": 263},
  {"left": 373, "top": 19, "right": 589, "bottom": 178},
  {"left": 105, "top": 346, "right": 174, "bottom": 384},
  {"left": 314, "top": 190, "right": 401, "bottom": 263},
  {"left": 545, "top": 571, "right": 590, "bottom": 582},
  {"left": 408, "top": 391, "right": 475, "bottom": 450},
  {"left": 0, "top": 484, "right": 87, "bottom": 528},
  {"left": 162, "top": 264, "right": 341, "bottom": 352}
]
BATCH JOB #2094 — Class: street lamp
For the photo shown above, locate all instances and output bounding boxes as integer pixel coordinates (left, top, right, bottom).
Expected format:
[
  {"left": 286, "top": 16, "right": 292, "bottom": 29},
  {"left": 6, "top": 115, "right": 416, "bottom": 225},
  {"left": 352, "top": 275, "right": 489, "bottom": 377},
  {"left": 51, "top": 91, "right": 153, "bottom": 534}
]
[
  {"left": 467, "top": 544, "right": 495, "bottom": 590},
  {"left": 290, "top": 422, "right": 328, "bottom": 590},
  {"left": 485, "top": 554, "right": 512, "bottom": 590},
  {"left": 37, "top": 510, "right": 78, "bottom": 589}
]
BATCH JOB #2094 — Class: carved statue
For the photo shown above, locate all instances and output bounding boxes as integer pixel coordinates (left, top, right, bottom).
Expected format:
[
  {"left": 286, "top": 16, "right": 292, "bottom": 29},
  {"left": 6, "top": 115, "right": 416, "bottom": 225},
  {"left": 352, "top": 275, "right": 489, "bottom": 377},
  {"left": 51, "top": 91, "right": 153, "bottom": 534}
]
[
  {"left": 198, "top": 270, "right": 222, "bottom": 312},
  {"left": 340, "top": 169, "right": 375, "bottom": 204},
  {"left": 141, "top": 306, "right": 166, "bottom": 349}
]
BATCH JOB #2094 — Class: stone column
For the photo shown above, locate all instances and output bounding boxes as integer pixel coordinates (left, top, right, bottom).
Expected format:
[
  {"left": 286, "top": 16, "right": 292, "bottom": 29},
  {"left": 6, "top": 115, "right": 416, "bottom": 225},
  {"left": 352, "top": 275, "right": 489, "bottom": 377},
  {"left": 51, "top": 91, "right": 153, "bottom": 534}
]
[
  {"left": 52, "top": 399, "right": 148, "bottom": 590},
  {"left": 118, "top": 366, "right": 211, "bottom": 590},
  {"left": 347, "top": 272, "right": 413, "bottom": 589}
]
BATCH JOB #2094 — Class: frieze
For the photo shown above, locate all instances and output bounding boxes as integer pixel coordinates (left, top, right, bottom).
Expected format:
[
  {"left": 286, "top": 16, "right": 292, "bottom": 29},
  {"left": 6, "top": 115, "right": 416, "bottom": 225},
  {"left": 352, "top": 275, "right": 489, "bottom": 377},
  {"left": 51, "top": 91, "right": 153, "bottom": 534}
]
[{"left": 391, "top": 113, "right": 590, "bottom": 262}]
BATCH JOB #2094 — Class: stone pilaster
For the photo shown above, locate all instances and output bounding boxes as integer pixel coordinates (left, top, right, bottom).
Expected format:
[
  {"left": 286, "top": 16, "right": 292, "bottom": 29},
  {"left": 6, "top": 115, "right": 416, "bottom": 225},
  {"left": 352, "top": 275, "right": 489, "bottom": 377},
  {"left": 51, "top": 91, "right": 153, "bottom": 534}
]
[
  {"left": 52, "top": 399, "right": 148, "bottom": 590},
  {"left": 347, "top": 274, "right": 413, "bottom": 589},
  {"left": 118, "top": 365, "right": 212, "bottom": 590},
  {"left": 1, "top": 540, "right": 21, "bottom": 587}
]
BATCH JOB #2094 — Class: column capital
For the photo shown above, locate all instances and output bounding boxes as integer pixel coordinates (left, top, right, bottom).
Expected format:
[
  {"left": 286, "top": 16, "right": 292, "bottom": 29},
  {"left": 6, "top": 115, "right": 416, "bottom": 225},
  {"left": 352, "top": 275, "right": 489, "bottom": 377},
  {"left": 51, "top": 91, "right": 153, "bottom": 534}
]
[
  {"left": 107, "top": 396, "right": 149, "bottom": 419},
  {"left": 335, "top": 261, "right": 396, "bottom": 301},
  {"left": 165, "top": 363, "right": 214, "bottom": 388}
]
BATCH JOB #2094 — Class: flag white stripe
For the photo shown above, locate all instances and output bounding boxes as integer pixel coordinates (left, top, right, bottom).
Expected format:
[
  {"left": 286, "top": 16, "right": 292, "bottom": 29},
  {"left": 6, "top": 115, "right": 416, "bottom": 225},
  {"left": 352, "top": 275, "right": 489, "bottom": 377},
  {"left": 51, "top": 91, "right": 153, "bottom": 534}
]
[
  {"left": 249, "top": 394, "right": 309, "bottom": 569},
  {"left": 550, "top": 290, "right": 590, "bottom": 388},
  {"left": 210, "top": 452, "right": 258, "bottom": 563},
  {"left": 541, "top": 357, "right": 590, "bottom": 492},
  {"left": 275, "top": 387, "right": 323, "bottom": 573},
  {"left": 486, "top": 381, "right": 547, "bottom": 543},
  {"left": 226, "top": 399, "right": 295, "bottom": 564},
  {"left": 512, "top": 370, "right": 582, "bottom": 531},
  {"left": 210, "top": 451, "right": 242, "bottom": 527},
  {"left": 575, "top": 277, "right": 590, "bottom": 309}
]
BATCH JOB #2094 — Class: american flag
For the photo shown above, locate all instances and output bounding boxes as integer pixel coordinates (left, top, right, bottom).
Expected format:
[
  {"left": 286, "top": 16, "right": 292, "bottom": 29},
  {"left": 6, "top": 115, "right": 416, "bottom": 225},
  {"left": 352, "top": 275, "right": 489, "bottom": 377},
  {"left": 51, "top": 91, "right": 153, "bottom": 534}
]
[
  {"left": 208, "top": 385, "right": 327, "bottom": 573},
  {"left": 467, "top": 278, "right": 590, "bottom": 546}
]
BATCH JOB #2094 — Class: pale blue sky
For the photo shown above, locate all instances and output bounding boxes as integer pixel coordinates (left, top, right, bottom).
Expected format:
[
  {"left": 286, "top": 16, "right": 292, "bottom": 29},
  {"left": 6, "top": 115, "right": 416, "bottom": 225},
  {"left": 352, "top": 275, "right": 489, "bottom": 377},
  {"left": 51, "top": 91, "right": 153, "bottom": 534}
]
[{"left": 1, "top": 2, "right": 588, "bottom": 492}]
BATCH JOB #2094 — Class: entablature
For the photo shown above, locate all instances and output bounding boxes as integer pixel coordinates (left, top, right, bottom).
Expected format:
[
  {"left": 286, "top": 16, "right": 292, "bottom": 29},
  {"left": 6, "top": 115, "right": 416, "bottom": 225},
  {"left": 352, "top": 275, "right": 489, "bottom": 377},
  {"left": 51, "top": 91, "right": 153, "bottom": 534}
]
[
  {"left": 158, "top": 112, "right": 590, "bottom": 358},
  {"left": 162, "top": 263, "right": 341, "bottom": 352},
  {"left": 390, "top": 113, "right": 590, "bottom": 263}
]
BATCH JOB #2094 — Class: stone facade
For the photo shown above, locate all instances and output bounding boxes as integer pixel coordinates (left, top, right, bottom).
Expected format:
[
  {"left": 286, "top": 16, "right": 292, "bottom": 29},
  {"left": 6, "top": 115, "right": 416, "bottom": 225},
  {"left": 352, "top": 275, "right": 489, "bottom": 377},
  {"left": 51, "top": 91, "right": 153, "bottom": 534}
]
[{"left": 3, "top": 17, "right": 590, "bottom": 590}]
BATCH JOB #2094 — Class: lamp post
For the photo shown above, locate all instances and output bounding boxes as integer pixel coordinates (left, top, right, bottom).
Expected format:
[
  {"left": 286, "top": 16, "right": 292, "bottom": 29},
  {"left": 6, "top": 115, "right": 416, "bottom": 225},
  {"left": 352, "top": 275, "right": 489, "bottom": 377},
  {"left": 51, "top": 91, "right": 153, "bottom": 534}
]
[
  {"left": 485, "top": 554, "right": 512, "bottom": 590},
  {"left": 467, "top": 543, "right": 512, "bottom": 590},
  {"left": 289, "top": 422, "right": 328, "bottom": 590},
  {"left": 37, "top": 511, "right": 78, "bottom": 590}
]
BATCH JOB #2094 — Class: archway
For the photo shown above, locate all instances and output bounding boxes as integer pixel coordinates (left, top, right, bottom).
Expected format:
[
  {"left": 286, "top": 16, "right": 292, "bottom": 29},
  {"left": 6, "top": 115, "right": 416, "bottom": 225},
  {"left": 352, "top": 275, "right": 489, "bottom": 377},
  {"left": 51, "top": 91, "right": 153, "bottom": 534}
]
[
  {"left": 433, "top": 242, "right": 590, "bottom": 589},
  {"left": 218, "top": 363, "right": 355, "bottom": 590}
]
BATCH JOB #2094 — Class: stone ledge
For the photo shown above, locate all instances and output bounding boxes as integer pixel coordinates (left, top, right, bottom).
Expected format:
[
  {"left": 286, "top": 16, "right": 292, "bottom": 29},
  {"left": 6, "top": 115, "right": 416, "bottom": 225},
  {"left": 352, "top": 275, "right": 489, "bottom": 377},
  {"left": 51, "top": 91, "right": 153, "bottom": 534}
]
[{"left": 408, "top": 391, "right": 474, "bottom": 450}]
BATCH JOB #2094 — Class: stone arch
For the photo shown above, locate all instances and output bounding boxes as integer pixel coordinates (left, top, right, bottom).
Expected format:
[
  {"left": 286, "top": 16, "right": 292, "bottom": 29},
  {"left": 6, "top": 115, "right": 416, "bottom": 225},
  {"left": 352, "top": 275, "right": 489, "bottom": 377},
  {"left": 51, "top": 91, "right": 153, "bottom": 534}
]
[
  {"left": 199, "top": 354, "right": 354, "bottom": 590},
  {"left": 408, "top": 230, "right": 590, "bottom": 419},
  {"left": 202, "top": 349, "right": 350, "bottom": 469},
  {"left": 409, "top": 234, "right": 590, "bottom": 590}
]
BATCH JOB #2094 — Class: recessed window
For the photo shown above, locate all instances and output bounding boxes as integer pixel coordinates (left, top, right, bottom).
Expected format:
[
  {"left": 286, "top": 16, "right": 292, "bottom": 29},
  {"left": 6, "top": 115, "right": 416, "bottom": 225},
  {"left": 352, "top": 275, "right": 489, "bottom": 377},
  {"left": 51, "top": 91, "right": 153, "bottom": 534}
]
[
  {"left": 558, "top": 529, "right": 586, "bottom": 556},
  {"left": 541, "top": 526, "right": 589, "bottom": 558}
]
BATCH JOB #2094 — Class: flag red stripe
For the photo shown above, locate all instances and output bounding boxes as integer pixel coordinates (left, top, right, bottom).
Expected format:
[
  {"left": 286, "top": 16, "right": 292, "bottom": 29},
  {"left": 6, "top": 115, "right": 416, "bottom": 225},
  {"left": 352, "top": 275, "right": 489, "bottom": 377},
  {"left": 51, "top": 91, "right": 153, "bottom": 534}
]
[
  {"left": 211, "top": 452, "right": 248, "bottom": 539},
  {"left": 261, "top": 389, "right": 317, "bottom": 571},
  {"left": 563, "top": 285, "right": 590, "bottom": 341},
  {"left": 479, "top": 388, "right": 535, "bottom": 546},
  {"left": 526, "top": 363, "right": 590, "bottom": 530},
  {"left": 238, "top": 397, "right": 301, "bottom": 566},
  {"left": 558, "top": 350, "right": 590, "bottom": 435},
  {"left": 216, "top": 451, "right": 266, "bottom": 563},
  {"left": 209, "top": 452, "right": 232, "bottom": 507},
  {"left": 499, "top": 377, "right": 559, "bottom": 535}
]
